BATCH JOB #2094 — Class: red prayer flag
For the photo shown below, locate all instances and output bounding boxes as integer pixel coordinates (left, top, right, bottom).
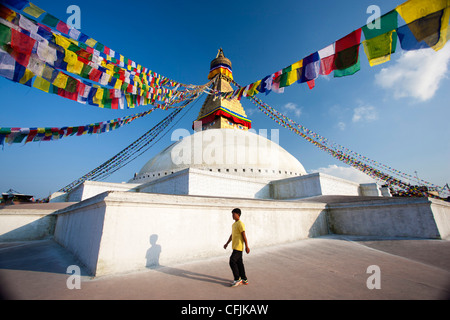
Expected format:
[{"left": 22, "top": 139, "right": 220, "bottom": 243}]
[
  {"left": 56, "top": 20, "right": 70, "bottom": 34},
  {"left": 335, "top": 29, "right": 362, "bottom": 52},
  {"left": 10, "top": 28, "right": 35, "bottom": 67}
]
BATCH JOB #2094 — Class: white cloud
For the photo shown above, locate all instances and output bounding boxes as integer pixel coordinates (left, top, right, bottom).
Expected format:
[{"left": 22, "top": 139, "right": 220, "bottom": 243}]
[
  {"left": 374, "top": 45, "right": 450, "bottom": 101},
  {"left": 310, "top": 164, "right": 376, "bottom": 184},
  {"left": 282, "top": 102, "right": 302, "bottom": 118},
  {"left": 352, "top": 105, "right": 378, "bottom": 123}
]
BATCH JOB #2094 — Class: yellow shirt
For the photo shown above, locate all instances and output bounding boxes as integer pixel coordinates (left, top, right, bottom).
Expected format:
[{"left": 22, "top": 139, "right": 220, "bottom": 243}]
[{"left": 232, "top": 220, "right": 245, "bottom": 251}]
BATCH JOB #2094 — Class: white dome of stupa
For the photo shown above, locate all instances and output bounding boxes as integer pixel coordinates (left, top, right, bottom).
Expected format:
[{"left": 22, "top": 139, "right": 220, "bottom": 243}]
[{"left": 130, "top": 128, "right": 307, "bottom": 184}]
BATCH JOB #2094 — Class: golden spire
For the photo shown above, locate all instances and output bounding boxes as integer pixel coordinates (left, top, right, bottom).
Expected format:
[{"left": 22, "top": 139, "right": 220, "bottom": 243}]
[{"left": 195, "top": 49, "right": 251, "bottom": 131}]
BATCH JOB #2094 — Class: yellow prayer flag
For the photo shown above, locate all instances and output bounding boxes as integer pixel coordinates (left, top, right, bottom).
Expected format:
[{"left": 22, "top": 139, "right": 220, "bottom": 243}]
[
  {"left": 19, "top": 68, "right": 34, "bottom": 85},
  {"left": 93, "top": 88, "right": 104, "bottom": 108},
  {"left": 247, "top": 80, "right": 261, "bottom": 96},
  {"left": 64, "top": 50, "right": 83, "bottom": 74},
  {"left": 53, "top": 72, "right": 69, "bottom": 89},
  {"left": 396, "top": 0, "right": 449, "bottom": 22},
  {"left": 291, "top": 59, "right": 303, "bottom": 70},
  {"left": 85, "top": 38, "right": 97, "bottom": 47},
  {"left": 33, "top": 76, "right": 50, "bottom": 92},
  {"left": 396, "top": 0, "right": 450, "bottom": 51},
  {"left": 23, "top": 3, "right": 45, "bottom": 18},
  {"left": 114, "top": 79, "right": 123, "bottom": 90},
  {"left": 280, "top": 69, "right": 300, "bottom": 88},
  {"left": 363, "top": 31, "right": 395, "bottom": 66},
  {"left": 54, "top": 35, "right": 71, "bottom": 49}
]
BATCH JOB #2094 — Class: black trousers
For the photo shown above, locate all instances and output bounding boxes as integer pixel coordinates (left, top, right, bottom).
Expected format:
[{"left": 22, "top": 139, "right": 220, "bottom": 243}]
[{"left": 229, "top": 249, "right": 247, "bottom": 281}]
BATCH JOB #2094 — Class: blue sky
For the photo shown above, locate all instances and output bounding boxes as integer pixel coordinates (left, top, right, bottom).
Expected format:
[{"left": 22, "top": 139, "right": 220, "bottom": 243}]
[{"left": 1, "top": 0, "right": 449, "bottom": 199}]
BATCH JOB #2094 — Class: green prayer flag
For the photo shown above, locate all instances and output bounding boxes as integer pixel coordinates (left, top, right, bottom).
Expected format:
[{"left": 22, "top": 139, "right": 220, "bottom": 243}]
[
  {"left": 334, "top": 57, "right": 360, "bottom": 77},
  {"left": 363, "top": 10, "right": 398, "bottom": 39},
  {"left": 0, "top": 24, "right": 11, "bottom": 46},
  {"left": 41, "top": 13, "right": 60, "bottom": 28}
]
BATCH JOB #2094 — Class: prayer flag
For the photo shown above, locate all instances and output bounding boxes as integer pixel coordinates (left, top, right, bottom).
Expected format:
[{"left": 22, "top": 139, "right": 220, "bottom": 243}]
[
  {"left": 301, "top": 52, "right": 320, "bottom": 82},
  {"left": 41, "top": 13, "right": 59, "bottom": 28},
  {"left": 0, "top": 48, "right": 16, "bottom": 80},
  {"left": 362, "top": 10, "right": 398, "bottom": 66},
  {"left": 53, "top": 71, "right": 69, "bottom": 89},
  {"left": 363, "top": 31, "right": 396, "bottom": 66},
  {"left": 363, "top": 10, "right": 398, "bottom": 39},
  {"left": 41, "top": 64, "right": 58, "bottom": 82},
  {"left": 334, "top": 56, "right": 360, "bottom": 77},
  {"left": 335, "top": 29, "right": 362, "bottom": 52},
  {"left": 33, "top": 76, "right": 50, "bottom": 92},
  {"left": 56, "top": 20, "right": 70, "bottom": 34},
  {"left": 334, "top": 29, "right": 361, "bottom": 74},
  {"left": 64, "top": 50, "right": 83, "bottom": 75},
  {"left": 23, "top": 3, "right": 45, "bottom": 18},
  {"left": 334, "top": 44, "right": 360, "bottom": 70},
  {"left": 27, "top": 54, "right": 45, "bottom": 76},
  {"left": 396, "top": 0, "right": 448, "bottom": 21},
  {"left": 318, "top": 43, "right": 335, "bottom": 75},
  {"left": 396, "top": 0, "right": 450, "bottom": 51},
  {"left": 0, "top": 4, "right": 16, "bottom": 22},
  {"left": 0, "top": 23, "right": 11, "bottom": 46},
  {"left": 37, "top": 41, "right": 57, "bottom": 64},
  {"left": 398, "top": 9, "right": 449, "bottom": 51},
  {"left": 64, "top": 75, "right": 78, "bottom": 93},
  {"left": 10, "top": 28, "right": 35, "bottom": 67},
  {"left": 279, "top": 69, "right": 301, "bottom": 88}
]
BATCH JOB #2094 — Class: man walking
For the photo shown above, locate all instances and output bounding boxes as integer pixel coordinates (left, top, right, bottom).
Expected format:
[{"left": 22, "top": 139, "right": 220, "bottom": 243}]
[{"left": 224, "top": 208, "right": 250, "bottom": 287}]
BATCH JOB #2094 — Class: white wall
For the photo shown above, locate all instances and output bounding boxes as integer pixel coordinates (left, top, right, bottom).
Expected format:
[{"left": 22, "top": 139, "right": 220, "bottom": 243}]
[
  {"left": 138, "top": 168, "right": 271, "bottom": 199},
  {"left": 53, "top": 191, "right": 329, "bottom": 276},
  {"left": 327, "top": 197, "right": 450, "bottom": 239},
  {"left": 0, "top": 210, "right": 56, "bottom": 241},
  {"left": 271, "top": 172, "right": 363, "bottom": 199}
]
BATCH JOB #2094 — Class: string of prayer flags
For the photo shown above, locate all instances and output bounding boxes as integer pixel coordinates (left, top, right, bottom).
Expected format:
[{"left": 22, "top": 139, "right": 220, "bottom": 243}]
[
  {"left": 0, "top": 0, "right": 206, "bottom": 113},
  {"left": 0, "top": 108, "right": 155, "bottom": 146},
  {"left": 396, "top": 0, "right": 450, "bottom": 51},
  {"left": 248, "top": 93, "right": 443, "bottom": 196},
  {"left": 0, "top": 15, "right": 209, "bottom": 110},
  {"left": 362, "top": 10, "right": 398, "bottom": 66}
]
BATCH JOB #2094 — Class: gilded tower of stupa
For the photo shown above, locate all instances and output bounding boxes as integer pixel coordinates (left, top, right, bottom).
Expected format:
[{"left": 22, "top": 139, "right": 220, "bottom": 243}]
[{"left": 194, "top": 49, "right": 251, "bottom": 130}]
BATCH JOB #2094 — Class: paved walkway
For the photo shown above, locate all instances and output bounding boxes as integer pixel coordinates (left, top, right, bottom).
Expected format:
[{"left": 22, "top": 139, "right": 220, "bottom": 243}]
[{"left": 1, "top": 235, "right": 449, "bottom": 301}]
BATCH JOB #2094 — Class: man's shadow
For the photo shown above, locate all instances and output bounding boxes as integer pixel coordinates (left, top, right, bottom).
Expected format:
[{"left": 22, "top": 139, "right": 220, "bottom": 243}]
[{"left": 145, "top": 234, "right": 230, "bottom": 287}]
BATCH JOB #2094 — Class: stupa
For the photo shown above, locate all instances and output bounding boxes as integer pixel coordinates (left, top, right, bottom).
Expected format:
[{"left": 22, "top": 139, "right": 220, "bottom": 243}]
[
  {"left": 130, "top": 49, "right": 307, "bottom": 190},
  {"left": 55, "top": 49, "right": 385, "bottom": 201},
  {"left": 14, "top": 50, "right": 448, "bottom": 277}
]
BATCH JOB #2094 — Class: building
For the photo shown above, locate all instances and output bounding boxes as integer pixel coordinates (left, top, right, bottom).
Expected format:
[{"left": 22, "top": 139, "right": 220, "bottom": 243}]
[
  {"left": 3, "top": 50, "right": 448, "bottom": 277},
  {"left": 52, "top": 49, "right": 384, "bottom": 203},
  {"left": 1, "top": 189, "right": 34, "bottom": 204}
]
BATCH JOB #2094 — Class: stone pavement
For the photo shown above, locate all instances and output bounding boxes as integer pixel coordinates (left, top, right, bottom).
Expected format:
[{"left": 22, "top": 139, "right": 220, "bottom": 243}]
[{"left": 0, "top": 235, "right": 449, "bottom": 300}]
